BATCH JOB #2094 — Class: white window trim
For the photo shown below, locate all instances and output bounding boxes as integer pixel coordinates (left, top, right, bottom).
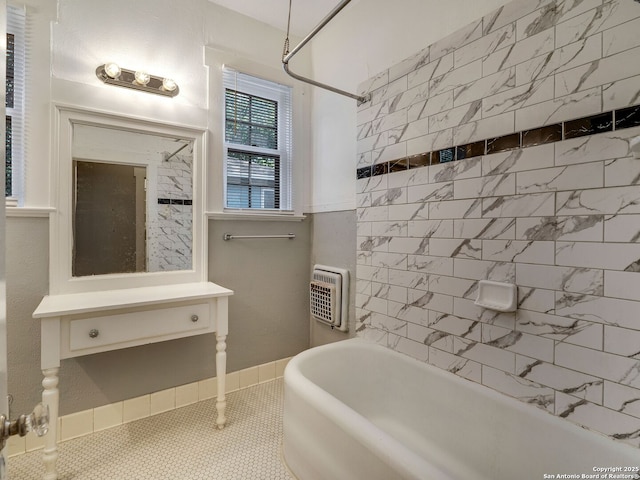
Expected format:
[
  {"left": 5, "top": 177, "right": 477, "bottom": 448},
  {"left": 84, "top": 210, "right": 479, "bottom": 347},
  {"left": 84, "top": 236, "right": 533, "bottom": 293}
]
[
  {"left": 204, "top": 46, "right": 308, "bottom": 221},
  {"left": 6, "top": 4, "right": 25, "bottom": 207}
]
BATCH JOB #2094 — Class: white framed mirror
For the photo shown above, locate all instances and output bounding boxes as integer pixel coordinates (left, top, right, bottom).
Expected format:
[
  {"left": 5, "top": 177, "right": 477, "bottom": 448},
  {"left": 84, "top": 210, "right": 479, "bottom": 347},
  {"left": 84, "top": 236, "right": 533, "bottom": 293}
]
[{"left": 51, "top": 106, "right": 207, "bottom": 294}]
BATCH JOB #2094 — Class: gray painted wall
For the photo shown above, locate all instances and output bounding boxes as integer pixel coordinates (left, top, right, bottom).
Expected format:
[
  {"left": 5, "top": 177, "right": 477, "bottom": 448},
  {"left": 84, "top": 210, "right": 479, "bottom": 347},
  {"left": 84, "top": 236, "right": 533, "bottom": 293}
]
[
  {"left": 309, "top": 210, "right": 357, "bottom": 347},
  {"left": 7, "top": 216, "right": 311, "bottom": 416},
  {"left": 208, "top": 218, "right": 311, "bottom": 371},
  {"left": 6, "top": 217, "right": 48, "bottom": 417}
]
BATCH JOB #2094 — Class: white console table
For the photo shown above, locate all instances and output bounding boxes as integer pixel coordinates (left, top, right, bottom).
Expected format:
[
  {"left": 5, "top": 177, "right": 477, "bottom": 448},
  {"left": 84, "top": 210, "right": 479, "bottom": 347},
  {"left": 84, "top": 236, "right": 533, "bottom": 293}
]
[{"left": 32, "top": 281, "right": 233, "bottom": 480}]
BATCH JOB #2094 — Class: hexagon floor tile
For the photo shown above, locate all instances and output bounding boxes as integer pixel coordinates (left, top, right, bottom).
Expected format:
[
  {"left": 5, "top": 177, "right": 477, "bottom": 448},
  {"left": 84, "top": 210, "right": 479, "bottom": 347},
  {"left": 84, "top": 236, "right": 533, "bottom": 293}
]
[{"left": 8, "top": 378, "right": 294, "bottom": 479}]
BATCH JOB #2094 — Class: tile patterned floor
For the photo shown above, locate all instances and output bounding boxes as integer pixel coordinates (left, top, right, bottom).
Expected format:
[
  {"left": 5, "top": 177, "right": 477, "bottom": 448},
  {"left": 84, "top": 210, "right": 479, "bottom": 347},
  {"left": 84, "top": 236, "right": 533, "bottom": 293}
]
[{"left": 8, "top": 378, "right": 294, "bottom": 480}]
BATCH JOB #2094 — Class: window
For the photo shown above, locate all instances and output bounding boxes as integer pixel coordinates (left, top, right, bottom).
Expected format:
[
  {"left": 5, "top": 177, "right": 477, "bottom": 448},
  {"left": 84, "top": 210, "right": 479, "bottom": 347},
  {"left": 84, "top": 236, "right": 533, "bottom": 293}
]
[
  {"left": 223, "top": 68, "right": 292, "bottom": 212},
  {"left": 6, "top": 5, "right": 25, "bottom": 203}
]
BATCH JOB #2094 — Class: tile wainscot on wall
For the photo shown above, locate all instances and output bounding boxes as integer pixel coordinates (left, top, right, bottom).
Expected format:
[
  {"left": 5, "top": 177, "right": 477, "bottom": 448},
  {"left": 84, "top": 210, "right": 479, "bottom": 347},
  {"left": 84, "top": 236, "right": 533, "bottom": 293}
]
[{"left": 355, "top": 0, "right": 640, "bottom": 446}]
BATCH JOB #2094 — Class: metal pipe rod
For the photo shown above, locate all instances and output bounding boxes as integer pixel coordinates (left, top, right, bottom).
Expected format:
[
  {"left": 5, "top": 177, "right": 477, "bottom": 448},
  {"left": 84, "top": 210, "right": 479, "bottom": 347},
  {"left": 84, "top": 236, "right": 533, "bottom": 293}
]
[
  {"left": 283, "top": 0, "right": 352, "bottom": 62},
  {"left": 223, "top": 233, "right": 295, "bottom": 241},
  {"left": 283, "top": 63, "right": 367, "bottom": 103},
  {"left": 163, "top": 141, "right": 190, "bottom": 162},
  {"left": 282, "top": 0, "right": 371, "bottom": 105}
]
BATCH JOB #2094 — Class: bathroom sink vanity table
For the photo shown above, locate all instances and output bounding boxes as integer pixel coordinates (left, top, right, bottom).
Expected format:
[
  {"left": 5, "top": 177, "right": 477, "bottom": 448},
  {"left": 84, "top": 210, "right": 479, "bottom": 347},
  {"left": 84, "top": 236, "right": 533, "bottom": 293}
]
[
  {"left": 33, "top": 282, "right": 232, "bottom": 480},
  {"left": 32, "top": 106, "right": 231, "bottom": 480}
]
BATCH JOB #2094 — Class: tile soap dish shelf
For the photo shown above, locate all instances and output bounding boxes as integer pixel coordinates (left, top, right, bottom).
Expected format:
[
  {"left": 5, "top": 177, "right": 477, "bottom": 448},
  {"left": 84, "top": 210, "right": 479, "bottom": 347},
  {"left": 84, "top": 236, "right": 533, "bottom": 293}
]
[{"left": 474, "top": 280, "right": 517, "bottom": 312}]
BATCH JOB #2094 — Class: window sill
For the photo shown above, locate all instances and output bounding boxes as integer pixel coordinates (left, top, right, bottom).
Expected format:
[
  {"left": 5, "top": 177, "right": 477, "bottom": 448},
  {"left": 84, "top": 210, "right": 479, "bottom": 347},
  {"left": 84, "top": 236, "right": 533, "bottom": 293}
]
[
  {"left": 6, "top": 205, "right": 56, "bottom": 218},
  {"left": 206, "top": 211, "right": 306, "bottom": 222}
]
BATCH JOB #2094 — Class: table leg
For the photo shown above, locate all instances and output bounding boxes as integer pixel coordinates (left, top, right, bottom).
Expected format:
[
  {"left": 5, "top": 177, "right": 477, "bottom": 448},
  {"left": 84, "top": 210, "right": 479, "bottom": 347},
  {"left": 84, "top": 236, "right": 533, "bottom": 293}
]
[
  {"left": 41, "top": 368, "right": 59, "bottom": 480},
  {"left": 215, "top": 333, "right": 226, "bottom": 429}
]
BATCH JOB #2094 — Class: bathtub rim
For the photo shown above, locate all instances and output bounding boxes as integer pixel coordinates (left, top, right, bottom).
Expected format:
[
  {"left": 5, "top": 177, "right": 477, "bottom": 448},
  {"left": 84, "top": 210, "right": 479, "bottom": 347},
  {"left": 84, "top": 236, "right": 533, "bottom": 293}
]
[{"left": 283, "top": 337, "right": 640, "bottom": 479}]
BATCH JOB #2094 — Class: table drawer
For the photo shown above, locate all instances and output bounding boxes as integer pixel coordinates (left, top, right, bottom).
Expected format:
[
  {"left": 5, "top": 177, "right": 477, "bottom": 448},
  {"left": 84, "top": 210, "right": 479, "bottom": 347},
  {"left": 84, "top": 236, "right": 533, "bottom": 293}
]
[{"left": 69, "top": 303, "right": 211, "bottom": 352}]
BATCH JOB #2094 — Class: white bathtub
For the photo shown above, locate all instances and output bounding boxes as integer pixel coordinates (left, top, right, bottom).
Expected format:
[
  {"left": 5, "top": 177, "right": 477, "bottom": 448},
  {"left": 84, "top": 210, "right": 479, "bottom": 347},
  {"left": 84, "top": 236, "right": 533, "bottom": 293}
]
[{"left": 282, "top": 338, "right": 640, "bottom": 480}]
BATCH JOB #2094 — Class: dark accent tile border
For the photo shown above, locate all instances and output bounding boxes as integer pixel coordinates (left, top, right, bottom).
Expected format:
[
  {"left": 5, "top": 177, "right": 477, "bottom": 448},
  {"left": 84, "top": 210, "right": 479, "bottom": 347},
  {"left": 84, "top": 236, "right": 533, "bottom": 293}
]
[
  {"left": 616, "top": 105, "right": 640, "bottom": 130},
  {"left": 522, "top": 124, "right": 562, "bottom": 147},
  {"left": 456, "top": 141, "right": 485, "bottom": 160},
  {"left": 158, "top": 198, "right": 193, "bottom": 205},
  {"left": 372, "top": 163, "right": 388, "bottom": 177},
  {"left": 356, "top": 105, "right": 640, "bottom": 180},
  {"left": 388, "top": 158, "right": 408, "bottom": 172},
  {"left": 408, "top": 152, "right": 431, "bottom": 168},
  {"left": 487, "top": 133, "right": 520, "bottom": 154},
  {"left": 357, "top": 166, "right": 372, "bottom": 179},
  {"left": 565, "top": 112, "right": 613, "bottom": 139}
]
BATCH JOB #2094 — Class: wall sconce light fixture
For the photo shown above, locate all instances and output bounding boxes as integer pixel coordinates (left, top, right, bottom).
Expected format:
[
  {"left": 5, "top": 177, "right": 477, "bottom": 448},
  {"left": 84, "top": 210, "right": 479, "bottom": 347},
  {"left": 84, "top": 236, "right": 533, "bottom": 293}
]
[{"left": 96, "top": 63, "right": 179, "bottom": 97}]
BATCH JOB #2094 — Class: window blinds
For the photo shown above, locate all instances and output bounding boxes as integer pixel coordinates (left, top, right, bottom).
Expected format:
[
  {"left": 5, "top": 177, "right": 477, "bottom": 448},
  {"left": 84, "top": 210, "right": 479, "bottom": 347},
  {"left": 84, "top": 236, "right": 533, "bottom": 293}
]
[
  {"left": 222, "top": 68, "right": 292, "bottom": 211},
  {"left": 6, "top": 5, "right": 25, "bottom": 200}
]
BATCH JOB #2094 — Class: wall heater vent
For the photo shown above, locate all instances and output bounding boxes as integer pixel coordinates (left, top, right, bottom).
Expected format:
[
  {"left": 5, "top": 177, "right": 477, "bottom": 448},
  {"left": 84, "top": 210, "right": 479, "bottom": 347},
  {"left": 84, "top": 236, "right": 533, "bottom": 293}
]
[{"left": 310, "top": 265, "right": 349, "bottom": 332}]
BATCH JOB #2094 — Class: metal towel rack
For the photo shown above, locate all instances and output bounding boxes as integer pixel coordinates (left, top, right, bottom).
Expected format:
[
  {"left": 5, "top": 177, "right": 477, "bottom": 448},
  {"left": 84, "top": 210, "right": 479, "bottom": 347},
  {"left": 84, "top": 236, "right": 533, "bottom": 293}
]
[{"left": 223, "top": 233, "right": 295, "bottom": 241}]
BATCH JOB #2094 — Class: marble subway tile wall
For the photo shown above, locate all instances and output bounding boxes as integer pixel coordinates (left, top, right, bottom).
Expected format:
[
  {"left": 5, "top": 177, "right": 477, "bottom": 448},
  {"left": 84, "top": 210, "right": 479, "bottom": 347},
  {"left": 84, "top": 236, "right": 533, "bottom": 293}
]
[
  {"left": 147, "top": 152, "right": 193, "bottom": 271},
  {"left": 356, "top": 0, "right": 640, "bottom": 446}
]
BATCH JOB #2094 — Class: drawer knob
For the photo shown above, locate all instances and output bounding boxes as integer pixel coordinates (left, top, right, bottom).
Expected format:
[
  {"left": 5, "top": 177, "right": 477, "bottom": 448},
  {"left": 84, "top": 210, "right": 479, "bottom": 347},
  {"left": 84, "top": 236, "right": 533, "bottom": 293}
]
[
  {"left": 191, "top": 314, "right": 199, "bottom": 323},
  {"left": 89, "top": 329, "right": 100, "bottom": 339}
]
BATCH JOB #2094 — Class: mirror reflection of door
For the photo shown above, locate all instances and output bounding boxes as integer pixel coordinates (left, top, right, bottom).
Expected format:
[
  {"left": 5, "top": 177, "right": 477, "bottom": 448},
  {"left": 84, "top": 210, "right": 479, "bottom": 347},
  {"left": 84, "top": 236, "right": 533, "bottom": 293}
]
[{"left": 72, "top": 161, "right": 146, "bottom": 276}]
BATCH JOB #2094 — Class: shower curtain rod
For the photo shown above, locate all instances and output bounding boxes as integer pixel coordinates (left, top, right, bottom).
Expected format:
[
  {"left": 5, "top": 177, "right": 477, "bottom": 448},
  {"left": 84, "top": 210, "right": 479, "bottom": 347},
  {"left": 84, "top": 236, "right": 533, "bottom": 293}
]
[
  {"left": 282, "top": 0, "right": 371, "bottom": 105},
  {"left": 163, "top": 141, "right": 191, "bottom": 162}
]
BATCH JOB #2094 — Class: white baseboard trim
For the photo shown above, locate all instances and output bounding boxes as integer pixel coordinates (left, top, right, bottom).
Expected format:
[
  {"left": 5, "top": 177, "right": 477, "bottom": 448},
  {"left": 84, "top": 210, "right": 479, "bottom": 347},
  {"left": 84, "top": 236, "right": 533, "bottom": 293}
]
[{"left": 7, "top": 356, "right": 292, "bottom": 457}]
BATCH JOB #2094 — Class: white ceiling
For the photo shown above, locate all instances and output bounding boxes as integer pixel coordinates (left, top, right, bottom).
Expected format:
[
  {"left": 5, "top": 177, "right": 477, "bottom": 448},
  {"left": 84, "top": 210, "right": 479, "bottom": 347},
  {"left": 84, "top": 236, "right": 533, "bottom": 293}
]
[{"left": 207, "top": 0, "right": 341, "bottom": 37}]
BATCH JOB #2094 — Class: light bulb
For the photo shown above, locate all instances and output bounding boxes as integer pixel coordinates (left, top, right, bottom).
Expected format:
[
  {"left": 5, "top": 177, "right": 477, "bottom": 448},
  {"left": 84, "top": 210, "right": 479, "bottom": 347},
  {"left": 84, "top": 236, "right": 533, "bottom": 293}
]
[
  {"left": 104, "top": 63, "right": 121, "bottom": 79},
  {"left": 134, "top": 71, "right": 150, "bottom": 86},
  {"left": 162, "top": 78, "right": 177, "bottom": 92}
]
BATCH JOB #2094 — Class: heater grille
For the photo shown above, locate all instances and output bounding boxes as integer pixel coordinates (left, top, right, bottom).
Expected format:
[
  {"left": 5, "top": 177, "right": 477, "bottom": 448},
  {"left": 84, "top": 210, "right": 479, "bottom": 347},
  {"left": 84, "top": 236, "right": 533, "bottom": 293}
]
[
  {"left": 310, "top": 265, "right": 349, "bottom": 332},
  {"left": 310, "top": 281, "right": 336, "bottom": 323}
]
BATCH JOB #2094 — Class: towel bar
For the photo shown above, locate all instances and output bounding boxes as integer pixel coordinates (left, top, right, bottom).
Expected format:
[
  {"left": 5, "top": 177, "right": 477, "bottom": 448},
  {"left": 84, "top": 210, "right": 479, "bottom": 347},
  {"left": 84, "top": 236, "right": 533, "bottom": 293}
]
[{"left": 223, "top": 233, "right": 295, "bottom": 241}]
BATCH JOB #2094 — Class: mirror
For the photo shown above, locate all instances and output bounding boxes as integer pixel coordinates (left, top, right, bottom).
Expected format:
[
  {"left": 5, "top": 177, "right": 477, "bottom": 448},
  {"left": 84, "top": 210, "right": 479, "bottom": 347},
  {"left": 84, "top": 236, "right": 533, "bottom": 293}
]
[
  {"left": 73, "top": 161, "right": 147, "bottom": 276},
  {"left": 53, "top": 107, "right": 206, "bottom": 294},
  {"left": 71, "top": 124, "right": 194, "bottom": 276}
]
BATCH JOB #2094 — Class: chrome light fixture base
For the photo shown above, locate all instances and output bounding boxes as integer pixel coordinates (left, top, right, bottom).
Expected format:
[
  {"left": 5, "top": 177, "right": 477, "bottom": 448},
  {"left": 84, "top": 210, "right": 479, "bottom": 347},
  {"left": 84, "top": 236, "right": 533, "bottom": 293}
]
[{"left": 96, "top": 64, "right": 179, "bottom": 97}]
